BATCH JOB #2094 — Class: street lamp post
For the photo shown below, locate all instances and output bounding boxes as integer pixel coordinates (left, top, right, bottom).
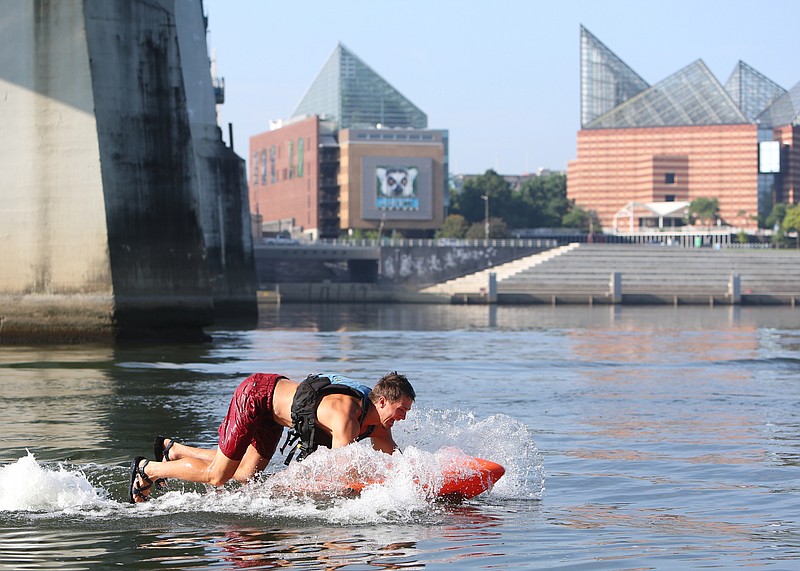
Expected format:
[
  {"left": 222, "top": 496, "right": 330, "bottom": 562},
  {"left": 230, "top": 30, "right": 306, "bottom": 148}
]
[
  {"left": 378, "top": 212, "right": 386, "bottom": 243},
  {"left": 481, "top": 194, "right": 489, "bottom": 239}
]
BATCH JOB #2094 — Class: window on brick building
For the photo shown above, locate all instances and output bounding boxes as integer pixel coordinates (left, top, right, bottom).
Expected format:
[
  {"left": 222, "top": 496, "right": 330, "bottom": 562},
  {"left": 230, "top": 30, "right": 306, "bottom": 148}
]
[
  {"left": 297, "top": 138, "right": 304, "bottom": 178},
  {"left": 665, "top": 173, "right": 676, "bottom": 184}
]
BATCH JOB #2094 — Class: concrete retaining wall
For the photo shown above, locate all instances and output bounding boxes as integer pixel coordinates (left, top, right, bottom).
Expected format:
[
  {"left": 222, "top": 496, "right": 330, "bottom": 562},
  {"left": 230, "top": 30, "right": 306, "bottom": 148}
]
[
  {"left": 380, "top": 245, "right": 548, "bottom": 286},
  {"left": 254, "top": 243, "right": 549, "bottom": 288}
]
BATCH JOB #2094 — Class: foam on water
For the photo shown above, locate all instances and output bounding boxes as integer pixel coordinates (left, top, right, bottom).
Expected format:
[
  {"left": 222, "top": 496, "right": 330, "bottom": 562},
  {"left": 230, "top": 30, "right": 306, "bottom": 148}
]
[
  {"left": 0, "top": 451, "right": 112, "bottom": 514},
  {"left": 0, "top": 409, "right": 543, "bottom": 523},
  {"left": 395, "top": 408, "right": 546, "bottom": 499},
  {"left": 131, "top": 445, "right": 433, "bottom": 524}
]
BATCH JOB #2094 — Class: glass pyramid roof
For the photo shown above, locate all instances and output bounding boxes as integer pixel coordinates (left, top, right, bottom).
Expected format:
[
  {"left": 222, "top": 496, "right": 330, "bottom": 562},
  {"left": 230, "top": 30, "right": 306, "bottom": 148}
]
[
  {"left": 292, "top": 43, "right": 427, "bottom": 130},
  {"left": 725, "top": 61, "right": 787, "bottom": 121},
  {"left": 587, "top": 60, "right": 749, "bottom": 129},
  {"left": 580, "top": 26, "right": 650, "bottom": 128},
  {"left": 757, "top": 79, "right": 800, "bottom": 128}
]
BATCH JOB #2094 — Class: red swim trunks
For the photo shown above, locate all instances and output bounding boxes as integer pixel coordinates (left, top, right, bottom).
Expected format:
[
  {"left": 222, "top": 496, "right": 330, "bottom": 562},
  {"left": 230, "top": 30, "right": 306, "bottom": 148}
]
[{"left": 218, "top": 373, "right": 286, "bottom": 461}]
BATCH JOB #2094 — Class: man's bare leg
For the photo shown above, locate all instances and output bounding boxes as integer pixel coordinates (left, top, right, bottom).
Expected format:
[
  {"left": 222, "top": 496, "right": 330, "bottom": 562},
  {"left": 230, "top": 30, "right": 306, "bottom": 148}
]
[
  {"left": 158, "top": 439, "right": 217, "bottom": 462},
  {"left": 233, "top": 445, "right": 271, "bottom": 482},
  {"left": 132, "top": 447, "right": 239, "bottom": 503},
  {"left": 131, "top": 445, "right": 269, "bottom": 503}
]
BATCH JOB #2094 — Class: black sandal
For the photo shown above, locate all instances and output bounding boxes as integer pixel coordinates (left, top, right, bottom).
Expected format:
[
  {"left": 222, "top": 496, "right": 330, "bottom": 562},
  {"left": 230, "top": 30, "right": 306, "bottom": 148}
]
[
  {"left": 128, "top": 456, "right": 153, "bottom": 503},
  {"left": 153, "top": 435, "right": 176, "bottom": 462},
  {"left": 152, "top": 436, "right": 177, "bottom": 491}
]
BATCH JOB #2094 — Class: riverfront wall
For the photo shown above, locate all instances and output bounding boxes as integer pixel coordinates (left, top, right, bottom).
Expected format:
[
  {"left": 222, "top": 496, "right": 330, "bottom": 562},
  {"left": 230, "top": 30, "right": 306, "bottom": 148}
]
[
  {"left": 255, "top": 241, "right": 800, "bottom": 306},
  {"left": 254, "top": 241, "right": 553, "bottom": 288},
  {"left": 0, "top": 0, "right": 256, "bottom": 343},
  {"left": 438, "top": 243, "right": 800, "bottom": 306}
]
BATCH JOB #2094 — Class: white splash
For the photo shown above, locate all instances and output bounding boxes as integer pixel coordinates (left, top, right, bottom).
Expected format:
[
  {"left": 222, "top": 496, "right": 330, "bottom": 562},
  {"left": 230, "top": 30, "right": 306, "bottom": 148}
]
[
  {"left": 0, "top": 451, "right": 108, "bottom": 513},
  {"left": 145, "top": 444, "right": 506, "bottom": 524},
  {"left": 153, "top": 444, "right": 435, "bottom": 524},
  {"left": 0, "top": 409, "right": 543, "bottom": 521},
  {"left": 395, "top": 409, "right": 546, "bottom": 499}
]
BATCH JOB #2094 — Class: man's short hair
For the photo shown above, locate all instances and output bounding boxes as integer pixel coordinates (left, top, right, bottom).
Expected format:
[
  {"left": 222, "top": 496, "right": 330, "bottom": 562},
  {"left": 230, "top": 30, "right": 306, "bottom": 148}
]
[{"left": 371, "top": 371, "right": 416, "bottom": 403}]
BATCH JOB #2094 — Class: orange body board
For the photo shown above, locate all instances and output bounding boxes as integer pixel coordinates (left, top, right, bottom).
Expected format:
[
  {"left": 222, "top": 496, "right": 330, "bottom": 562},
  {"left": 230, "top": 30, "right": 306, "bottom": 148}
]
[{"left": 347, "top": 456, "right": 505, "bottom": 500}]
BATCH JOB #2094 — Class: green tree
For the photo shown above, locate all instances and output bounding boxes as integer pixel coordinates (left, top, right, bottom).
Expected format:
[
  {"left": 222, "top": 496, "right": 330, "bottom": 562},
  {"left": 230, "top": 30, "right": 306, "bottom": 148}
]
[
  {"left": 517, "top": 173, "right": 569, "bottom": 228},
  {"left": 464, "top": 217, "right": 510, "bottom": 239},
  {"left": 347, "top": 228, "right": 379, "bottom": 240},
  {"left": 452, "top": 170, "right": 513, "bottom": 226},
  {"left": 562, "top": 204, "right": 601, "bottom": 232},
  {"left": 688, "top": 197, "right": 720, "bottom": 226},
  {"left": 765, "top": 202, "right": 788, "bottom": 230},
  {"left": 781, "top": 204, "right": 800, "bottom": 248},
  {"left": 451, "top": 171, "right": 572, "bottom": 230},
  {"left": 436, "top": 214, "right": 469, "bottom": 239}
]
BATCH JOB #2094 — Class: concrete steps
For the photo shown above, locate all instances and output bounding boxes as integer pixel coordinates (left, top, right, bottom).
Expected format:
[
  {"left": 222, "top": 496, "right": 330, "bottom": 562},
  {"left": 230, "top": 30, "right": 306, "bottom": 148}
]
[
  {"left": 420, "top": 243, "right": 580, "bottom": 294},
  {"left": 421, "top": 243, "right": 800, "bottom": 305}
]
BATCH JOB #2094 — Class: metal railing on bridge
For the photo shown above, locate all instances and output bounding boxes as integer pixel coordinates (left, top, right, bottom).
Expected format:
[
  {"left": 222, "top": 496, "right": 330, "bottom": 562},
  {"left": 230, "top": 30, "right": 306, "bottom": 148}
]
[{"left": 314, "top": 238, "right": 558, "bottom": 248}]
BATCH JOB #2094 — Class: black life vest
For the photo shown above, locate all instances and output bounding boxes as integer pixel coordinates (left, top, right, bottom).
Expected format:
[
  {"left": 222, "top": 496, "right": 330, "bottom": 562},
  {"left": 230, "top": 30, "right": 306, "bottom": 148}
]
[{"left": 280, "top": 373, "right": 373, "bottom": 464}]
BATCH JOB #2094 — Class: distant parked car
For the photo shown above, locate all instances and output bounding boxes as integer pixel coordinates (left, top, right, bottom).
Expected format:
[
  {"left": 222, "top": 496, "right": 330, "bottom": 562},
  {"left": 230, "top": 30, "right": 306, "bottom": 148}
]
[{"left": 263, "top": 234, "right": 299, "bottom": 245}]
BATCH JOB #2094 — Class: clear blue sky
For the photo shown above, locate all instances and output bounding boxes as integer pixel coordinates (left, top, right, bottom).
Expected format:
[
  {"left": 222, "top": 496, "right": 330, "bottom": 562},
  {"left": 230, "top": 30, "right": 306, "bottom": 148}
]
[{"left": 203, "top": 0, "right": 799, "bottom": 176}]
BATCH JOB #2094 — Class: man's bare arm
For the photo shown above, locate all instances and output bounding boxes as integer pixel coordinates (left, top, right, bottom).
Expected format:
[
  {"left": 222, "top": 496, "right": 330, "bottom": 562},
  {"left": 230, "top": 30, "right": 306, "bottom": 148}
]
[
  {"left": 316, "top": 395, "right": 362, "bottom": 448},
  {"left": 369, "top": 425, "right": 398, "bottom": 454}
]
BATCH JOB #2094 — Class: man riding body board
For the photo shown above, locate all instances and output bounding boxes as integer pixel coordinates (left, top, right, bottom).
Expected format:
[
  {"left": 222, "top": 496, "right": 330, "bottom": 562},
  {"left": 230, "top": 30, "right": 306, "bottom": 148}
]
[{"left": 129, "top": 371, "right": 415, "bottom": 502}]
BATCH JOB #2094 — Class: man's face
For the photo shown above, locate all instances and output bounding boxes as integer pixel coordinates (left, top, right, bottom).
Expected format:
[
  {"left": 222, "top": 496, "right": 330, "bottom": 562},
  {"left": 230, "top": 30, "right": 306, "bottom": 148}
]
[{"left": 377, "top": 396, "right": 413, "bottom": 428}]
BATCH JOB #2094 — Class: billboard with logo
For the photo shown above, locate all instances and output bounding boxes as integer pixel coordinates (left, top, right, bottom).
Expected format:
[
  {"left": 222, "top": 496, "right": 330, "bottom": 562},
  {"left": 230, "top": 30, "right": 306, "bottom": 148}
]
[{"left": 361, "top": 157, "right": 433, "bottom": 221}]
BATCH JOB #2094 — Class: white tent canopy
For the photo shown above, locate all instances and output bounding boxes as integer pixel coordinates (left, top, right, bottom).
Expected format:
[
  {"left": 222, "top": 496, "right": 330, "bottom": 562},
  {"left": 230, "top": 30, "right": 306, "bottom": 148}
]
[{"left": 613, "top": 201, "right": 690, "bottom": 233}]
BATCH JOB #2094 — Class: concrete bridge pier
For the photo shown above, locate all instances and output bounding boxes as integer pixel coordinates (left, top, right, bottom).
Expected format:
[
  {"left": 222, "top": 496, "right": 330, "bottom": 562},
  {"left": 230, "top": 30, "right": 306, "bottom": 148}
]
[{"left": 0, "top": 0, "right": 256, "bottom": 343}]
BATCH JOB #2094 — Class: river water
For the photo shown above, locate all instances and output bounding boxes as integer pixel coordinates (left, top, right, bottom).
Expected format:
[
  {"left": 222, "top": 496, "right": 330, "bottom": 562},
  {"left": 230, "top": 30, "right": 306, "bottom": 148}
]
[{"left": 1, "top": 303, "right": 798, "bottom": 570}]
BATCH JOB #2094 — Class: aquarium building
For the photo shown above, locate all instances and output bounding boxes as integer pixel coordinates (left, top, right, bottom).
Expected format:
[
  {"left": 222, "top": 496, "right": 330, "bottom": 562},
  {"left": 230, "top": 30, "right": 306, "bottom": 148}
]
[
  {"left": 567, "top": 26, "right": 800, "bottom": 233},
  {"left": 250, "top": 43, "right": 448, "bottom": 239}
]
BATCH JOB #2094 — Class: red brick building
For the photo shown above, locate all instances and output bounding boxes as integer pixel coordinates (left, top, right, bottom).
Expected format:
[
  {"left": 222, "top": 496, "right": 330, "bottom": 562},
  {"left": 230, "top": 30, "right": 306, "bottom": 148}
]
[
  {"left": 568, "top": 27, "right": 800, "bottom": 233},
  {"left": 249, "top": 116, "right": 322, "bottom": 236},
  {"left": 570, "top": 124, "right": 762, "bottom": 231},
  {"left": 248, "top": 44, "right": 448, "bottom": 240}
]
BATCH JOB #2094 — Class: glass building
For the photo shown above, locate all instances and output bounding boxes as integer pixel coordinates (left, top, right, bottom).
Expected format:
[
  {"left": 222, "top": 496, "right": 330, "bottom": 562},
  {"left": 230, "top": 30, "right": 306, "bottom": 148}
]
[
  {"left": 580, "top": 26, "right": 795, "bottom": 131},
  {"left": 587, "top": 60, "right": 749, "bottom": 129},
  {"left": 726, "top": 61, "right": 788, "bottom": 123},
  {"left": 580, "top": 25, "right": 649, "bottom": 128},
  {"left": 571, "top": 26, "right": 800, "bottom": 232},
  {"left": 251, "top": 44, "right": 446, "bottom": 239},
  {"left": 292, "top": 43, "right": 427, "bottom": 130}
]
